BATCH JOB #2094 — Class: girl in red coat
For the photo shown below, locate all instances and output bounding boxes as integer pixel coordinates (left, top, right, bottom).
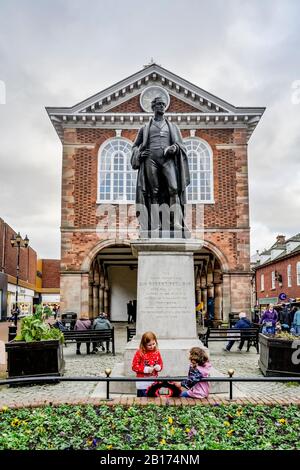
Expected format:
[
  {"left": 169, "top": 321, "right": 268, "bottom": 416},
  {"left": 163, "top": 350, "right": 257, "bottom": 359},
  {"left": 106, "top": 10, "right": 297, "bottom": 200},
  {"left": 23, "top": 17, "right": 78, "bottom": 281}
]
[{"left": 132, "top": 331, "right": 163, "bottom": 397}]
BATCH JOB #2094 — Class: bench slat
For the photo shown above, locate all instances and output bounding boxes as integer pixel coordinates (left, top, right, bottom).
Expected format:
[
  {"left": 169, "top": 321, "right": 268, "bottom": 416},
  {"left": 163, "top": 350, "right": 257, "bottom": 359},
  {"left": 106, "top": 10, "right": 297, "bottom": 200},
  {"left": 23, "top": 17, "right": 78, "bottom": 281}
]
[
  {"left": 199, "top": 327, "right": 259, "bottom": 353},
  {"left": 62, "top": 328, "right": 115, "bottom": 355}
]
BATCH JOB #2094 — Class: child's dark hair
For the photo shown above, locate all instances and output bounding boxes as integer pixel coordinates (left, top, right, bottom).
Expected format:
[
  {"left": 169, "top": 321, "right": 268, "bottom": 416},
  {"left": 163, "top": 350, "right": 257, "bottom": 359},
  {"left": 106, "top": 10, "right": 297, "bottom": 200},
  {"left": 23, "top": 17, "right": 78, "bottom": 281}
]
[
  {"left": 189, "top": 347, "right": 208, "bottom": 366},
  {"left": 139, "top": 331, "right": 158, "bottom": 353}
]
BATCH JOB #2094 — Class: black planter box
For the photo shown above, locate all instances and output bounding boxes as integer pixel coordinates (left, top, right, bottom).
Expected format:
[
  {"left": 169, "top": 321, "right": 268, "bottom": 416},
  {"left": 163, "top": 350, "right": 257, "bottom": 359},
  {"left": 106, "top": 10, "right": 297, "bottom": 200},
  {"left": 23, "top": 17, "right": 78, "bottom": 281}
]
[
  {"left": 258, "top": 333, "right": 300, "bottom": 377},
  {"left": 5, "top": 340, "right": 65, "bottom": 379}
]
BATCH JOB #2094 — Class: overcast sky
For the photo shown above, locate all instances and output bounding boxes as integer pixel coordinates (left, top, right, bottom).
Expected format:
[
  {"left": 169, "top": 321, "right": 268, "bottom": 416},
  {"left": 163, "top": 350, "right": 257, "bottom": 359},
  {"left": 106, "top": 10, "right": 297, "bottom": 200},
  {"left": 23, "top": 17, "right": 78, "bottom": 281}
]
[{"left": 0, "top": 0, "right": 299, "bottom": 259}]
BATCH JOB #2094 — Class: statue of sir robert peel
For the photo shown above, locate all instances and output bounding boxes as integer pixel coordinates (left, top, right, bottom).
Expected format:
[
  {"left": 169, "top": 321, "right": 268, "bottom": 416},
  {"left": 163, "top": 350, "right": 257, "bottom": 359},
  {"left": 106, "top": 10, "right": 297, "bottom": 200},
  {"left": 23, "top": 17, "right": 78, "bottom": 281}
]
[{"left": 131, "top": 96, "right": 190, "bottom": 237}]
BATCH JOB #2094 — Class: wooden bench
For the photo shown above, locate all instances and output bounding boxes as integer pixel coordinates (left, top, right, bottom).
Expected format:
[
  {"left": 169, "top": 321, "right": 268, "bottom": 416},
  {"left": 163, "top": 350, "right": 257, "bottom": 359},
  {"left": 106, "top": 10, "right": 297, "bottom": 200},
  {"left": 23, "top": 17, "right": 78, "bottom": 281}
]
[
  {"left": 200, "top": 326, "right": 259, "bottom": 353},
  {"left": 63, "top": 328, "right": 115, "bottom": 355},
  {"left": 127, "top": 326, "right": 136, "bottom": 342}
]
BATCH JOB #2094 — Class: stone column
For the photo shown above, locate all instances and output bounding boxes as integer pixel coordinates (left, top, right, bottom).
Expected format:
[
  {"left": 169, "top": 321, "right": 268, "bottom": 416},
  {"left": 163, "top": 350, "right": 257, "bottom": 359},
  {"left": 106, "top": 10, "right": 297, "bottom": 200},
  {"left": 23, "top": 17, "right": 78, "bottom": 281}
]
[
  {"left": 214, "top": 283, "right": 223, "bottom": 320},
  {"left": 104, "top": 277, "right": 109, "bottom": 315},
  {"left": 196, "top": 288, "right": 202, "bottom": 304},
  {"left": 88, "top": 272, "right": 93, "bottom": 315},
  {"left": 99, "top": 270, "right": 104, "bottom": 313},
  {"left": 201, "top": 288, "right": 207, "bottom": 314},
  {"left": 80, "top": 273, "right": 90, "bottom": 319},
  {"left": 93, "top": 269, "right": 99, "bottom": 318},
  {"left": 222, "top": 273, "right": 231, "bottom": 322},
  {"left": 207, "top": 284, "right": 214, "bottom": 299}
]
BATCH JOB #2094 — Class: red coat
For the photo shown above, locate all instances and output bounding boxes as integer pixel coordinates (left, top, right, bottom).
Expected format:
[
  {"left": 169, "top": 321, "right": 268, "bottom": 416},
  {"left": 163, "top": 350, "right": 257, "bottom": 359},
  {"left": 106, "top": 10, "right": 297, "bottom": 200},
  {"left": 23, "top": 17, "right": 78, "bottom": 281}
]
[{"left": 132, "top": 349, "right": 163, "bottom": 378}]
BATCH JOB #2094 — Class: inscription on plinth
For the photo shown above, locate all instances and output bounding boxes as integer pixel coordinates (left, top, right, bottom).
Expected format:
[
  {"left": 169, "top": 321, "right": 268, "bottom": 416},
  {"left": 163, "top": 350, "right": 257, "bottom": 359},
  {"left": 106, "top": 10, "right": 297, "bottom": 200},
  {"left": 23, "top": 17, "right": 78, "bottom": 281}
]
[{"left": 136, "top": 253, "right": 197, "bottom": 339}]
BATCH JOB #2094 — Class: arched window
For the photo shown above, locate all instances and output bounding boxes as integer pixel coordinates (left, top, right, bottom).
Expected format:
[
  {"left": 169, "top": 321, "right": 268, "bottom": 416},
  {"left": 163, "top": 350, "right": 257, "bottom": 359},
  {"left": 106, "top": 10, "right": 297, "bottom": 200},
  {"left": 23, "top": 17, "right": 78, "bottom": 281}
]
[
  {"left": 184, "top": 138, "right": 214, "bottom": 203},
  {"left": 98, "top": 138, "right": 136, "bottom": 203}
]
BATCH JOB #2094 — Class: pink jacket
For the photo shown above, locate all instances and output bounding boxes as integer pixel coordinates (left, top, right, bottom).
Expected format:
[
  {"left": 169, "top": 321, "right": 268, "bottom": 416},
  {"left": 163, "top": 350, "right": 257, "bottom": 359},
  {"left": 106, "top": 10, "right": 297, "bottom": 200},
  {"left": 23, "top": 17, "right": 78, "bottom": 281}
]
[{"left": 186, "top": 362, "right": 211, "bottom": 399}]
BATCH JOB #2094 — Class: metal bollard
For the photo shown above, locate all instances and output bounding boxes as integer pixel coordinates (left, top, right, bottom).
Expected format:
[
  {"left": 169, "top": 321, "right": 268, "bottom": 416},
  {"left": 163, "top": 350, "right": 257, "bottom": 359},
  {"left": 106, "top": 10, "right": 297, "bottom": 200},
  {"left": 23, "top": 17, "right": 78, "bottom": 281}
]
[{"left": 8, "top": 325, "right": 17, "bottom": 342}]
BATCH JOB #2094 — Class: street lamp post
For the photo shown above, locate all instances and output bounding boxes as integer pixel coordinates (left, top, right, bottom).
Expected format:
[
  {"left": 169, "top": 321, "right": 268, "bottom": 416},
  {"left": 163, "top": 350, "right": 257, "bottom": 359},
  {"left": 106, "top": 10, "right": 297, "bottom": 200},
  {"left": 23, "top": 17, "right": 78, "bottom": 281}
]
[{"left": 10, "top": 232, "right": 29, "bottom": 330}]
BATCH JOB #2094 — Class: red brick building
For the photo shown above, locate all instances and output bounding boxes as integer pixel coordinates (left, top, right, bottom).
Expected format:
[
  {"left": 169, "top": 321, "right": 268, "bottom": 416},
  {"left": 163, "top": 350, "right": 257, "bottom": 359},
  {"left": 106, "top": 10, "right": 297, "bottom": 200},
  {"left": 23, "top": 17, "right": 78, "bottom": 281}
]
[
  {"left": 0, "top": 218, "right": 37, "bottom": 320},
  {"left": 253, "top": 234, "right": 300, "bottom": 307},
  {"left": 36, "top": 259, "right": 60, "bottom": 308},
  {"left": 0, "top": 218, "right": 60, "bottom": 319},
  {"left": 47, "top": 64, "right": 264, "bottom": 321}
]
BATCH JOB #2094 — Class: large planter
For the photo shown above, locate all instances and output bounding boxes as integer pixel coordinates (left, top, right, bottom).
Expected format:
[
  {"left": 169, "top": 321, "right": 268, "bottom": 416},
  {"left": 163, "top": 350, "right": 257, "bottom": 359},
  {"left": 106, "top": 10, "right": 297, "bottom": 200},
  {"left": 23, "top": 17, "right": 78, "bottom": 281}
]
[
  {"left": 258, "top": 333, "right": 300, "bottom": 377},
  {"left": 5, "top": 340, "right": 65, "bottom": 379}
]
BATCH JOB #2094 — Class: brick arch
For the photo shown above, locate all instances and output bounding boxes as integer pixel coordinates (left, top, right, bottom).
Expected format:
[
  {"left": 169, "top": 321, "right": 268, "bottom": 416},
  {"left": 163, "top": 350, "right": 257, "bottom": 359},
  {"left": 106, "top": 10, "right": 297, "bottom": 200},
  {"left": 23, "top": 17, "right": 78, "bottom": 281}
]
[
  {"left": 202, "top": 240, "right": 229, "bottom": 272},
  {"left": 81, "top": 238, "right": 132, "bottom": 272}
]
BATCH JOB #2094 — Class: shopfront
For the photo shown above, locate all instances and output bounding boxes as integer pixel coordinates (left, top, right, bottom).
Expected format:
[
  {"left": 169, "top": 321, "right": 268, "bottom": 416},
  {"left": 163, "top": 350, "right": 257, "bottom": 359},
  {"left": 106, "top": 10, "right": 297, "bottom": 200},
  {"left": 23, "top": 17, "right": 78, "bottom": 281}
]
[{"left": 7, "top": 283, "right": 35, "bottom": 316}]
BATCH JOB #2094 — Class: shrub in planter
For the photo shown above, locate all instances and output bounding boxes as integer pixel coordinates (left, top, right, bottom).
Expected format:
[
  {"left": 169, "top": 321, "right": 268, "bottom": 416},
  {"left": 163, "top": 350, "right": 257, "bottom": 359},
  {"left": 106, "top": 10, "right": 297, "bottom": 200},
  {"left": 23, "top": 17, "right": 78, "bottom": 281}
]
[{"left": 5, "top": 309, "right": 65, "bottom": 380}]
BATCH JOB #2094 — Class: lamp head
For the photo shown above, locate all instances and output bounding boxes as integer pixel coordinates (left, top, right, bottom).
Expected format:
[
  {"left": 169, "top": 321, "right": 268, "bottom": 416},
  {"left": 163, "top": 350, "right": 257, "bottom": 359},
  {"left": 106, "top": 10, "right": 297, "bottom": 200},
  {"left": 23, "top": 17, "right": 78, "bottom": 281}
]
[
  {"left": 15, "top": 232, "right": 22, "bottom": 244},
  {"left": 104, "top": 368, "right": 112, "bottom": 377},
  {"left": 24, "top": 235, "right": 29, "bottom": 248}
]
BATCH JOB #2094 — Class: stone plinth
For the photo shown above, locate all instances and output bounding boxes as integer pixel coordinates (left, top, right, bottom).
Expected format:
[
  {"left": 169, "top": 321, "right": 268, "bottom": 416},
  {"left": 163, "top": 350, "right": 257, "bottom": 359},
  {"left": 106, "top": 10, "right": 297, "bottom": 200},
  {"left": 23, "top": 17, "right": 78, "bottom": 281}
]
[{"left": 123, "top": 239, "right": 203, "bottom": 376}]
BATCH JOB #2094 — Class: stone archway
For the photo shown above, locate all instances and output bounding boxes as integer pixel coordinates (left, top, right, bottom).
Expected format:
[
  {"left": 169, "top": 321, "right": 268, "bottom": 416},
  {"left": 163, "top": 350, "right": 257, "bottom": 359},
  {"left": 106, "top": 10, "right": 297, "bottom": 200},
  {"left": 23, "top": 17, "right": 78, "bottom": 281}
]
[{"left": 86, "top": 241, "right": 137, "bottom": 321}]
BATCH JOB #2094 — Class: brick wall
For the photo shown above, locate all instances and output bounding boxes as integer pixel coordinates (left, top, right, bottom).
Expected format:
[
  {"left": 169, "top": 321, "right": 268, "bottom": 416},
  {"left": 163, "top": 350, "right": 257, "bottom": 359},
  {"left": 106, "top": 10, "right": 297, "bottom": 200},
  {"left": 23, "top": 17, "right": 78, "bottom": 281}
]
[
  {"left": 0, "top": 219, "right": 37, "bottom": 284},
  {"left": 256, "top": 253, "right": 300, "bottom": 300},
  {"left": 42, "top": 259, "right": 60, "bottom": 288}
]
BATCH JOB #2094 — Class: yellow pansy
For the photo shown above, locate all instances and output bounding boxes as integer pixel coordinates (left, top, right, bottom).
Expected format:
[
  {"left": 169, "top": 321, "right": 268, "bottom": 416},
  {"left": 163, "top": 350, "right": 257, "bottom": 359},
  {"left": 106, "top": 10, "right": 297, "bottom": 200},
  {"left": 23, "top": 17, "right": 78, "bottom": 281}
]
[
  {"left": 185, "top": 428, "right": 190, "bottom": 433},
  {"left": 168, "top": 417, "right": 173, "bottom": 424},
  {"left": 278, "top": 419, "right": 286, "bottom": 425},
  {"left": 160, "top": 438, "right": 166, "bottom": 445},
  {"left": 227, "top": 429, "right": 234, "bottom": 436},
  {"left": 224, "top": 421, "right": 230, "bottom": 427},
  {"left": 1, "top": 406, "right": 8, "bottom": 412}
]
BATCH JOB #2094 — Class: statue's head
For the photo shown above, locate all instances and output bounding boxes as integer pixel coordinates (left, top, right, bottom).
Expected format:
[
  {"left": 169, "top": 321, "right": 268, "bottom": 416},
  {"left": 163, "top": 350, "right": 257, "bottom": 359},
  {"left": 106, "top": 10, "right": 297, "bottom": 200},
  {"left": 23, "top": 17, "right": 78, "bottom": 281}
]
[{"left": 151, "top": 96, "right": 166, "bottom": 111}]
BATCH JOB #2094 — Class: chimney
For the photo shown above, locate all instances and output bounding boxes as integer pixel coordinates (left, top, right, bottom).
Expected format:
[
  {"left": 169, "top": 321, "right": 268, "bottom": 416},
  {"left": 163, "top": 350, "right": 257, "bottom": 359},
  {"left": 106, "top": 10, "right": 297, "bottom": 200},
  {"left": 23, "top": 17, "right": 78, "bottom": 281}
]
[{"left": 276, "top": 235, "right": 286, "bottom": 245}]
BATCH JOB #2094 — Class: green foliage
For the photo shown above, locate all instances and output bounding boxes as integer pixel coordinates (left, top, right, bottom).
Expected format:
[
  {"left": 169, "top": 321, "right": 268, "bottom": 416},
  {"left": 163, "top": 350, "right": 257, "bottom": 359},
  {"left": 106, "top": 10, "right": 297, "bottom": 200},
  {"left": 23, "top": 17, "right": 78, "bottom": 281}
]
[
  {"left": 15, "top": 314, "right": 64, "bottom": 343},
  {"left": 0, "top": 404, "right": 299, "bottom": 450}
]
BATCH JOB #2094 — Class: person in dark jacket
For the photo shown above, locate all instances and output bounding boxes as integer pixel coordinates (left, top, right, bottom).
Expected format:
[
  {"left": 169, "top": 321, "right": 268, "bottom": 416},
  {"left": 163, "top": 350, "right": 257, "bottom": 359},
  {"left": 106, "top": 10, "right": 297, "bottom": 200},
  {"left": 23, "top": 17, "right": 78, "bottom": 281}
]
[
  {"left": 223, "top": 312, "right": 252, "bottom": 352},
  {"left": 91, "top": 313, "right": 112, "bottom": 353},
  {"left": 74, "top": 318, "right": 92, "bottom": 355}
]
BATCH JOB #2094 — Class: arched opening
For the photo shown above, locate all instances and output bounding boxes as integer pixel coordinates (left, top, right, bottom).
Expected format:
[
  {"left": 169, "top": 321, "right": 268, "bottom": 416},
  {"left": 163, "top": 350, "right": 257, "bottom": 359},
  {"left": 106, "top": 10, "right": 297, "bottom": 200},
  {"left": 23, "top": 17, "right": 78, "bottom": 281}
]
[
  {"left": 88, "top": 243, "right": 137, "bottom": 321},
  {"left": 194, "top": 246, "right": 225, "bottom": 324}
]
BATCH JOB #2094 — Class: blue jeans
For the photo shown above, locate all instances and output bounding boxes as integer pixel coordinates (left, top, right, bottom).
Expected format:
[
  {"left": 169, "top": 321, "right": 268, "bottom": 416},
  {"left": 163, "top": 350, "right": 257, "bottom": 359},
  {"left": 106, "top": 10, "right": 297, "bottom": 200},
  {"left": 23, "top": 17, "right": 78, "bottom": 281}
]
[
  {"left": 137, "top": 389, "right": 147, "bottom": 397},
  {"left": 180, "top": 390, "right": 190, "bottom": 397}
]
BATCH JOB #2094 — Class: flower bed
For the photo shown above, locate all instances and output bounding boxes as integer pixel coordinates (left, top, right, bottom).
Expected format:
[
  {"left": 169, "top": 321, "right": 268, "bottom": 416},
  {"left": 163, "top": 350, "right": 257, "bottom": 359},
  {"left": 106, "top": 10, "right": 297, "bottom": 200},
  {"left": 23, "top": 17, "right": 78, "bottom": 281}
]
[{"left": 0, "top": 404, "right": 299, "bottom": 450}]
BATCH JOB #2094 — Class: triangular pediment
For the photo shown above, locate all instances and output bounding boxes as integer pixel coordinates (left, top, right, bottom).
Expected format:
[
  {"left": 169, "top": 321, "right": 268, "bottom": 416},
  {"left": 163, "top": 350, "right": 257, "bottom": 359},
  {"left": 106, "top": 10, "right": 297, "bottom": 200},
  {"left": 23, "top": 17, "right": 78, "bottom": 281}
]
[
  {"left": 46, "top": 63, "right": 265, "bottom": 143},
  {"left": 51, "top": 64, "right": 238, "bottom": 115}
]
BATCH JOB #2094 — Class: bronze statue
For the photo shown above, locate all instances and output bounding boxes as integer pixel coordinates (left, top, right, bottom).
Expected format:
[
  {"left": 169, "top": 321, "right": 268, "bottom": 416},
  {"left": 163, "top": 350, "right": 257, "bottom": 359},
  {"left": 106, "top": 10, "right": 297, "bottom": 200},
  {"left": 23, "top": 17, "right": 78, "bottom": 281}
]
[{"left": 131, "top": 96, "right": 190, "bottom": 237}]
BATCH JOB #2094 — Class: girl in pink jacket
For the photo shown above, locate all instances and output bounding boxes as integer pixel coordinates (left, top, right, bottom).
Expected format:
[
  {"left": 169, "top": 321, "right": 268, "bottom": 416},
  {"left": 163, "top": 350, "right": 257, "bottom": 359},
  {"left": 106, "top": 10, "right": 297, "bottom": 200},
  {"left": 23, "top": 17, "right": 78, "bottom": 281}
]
[{"left": 181, "top": 347, "right": 211, "bottom": 398}]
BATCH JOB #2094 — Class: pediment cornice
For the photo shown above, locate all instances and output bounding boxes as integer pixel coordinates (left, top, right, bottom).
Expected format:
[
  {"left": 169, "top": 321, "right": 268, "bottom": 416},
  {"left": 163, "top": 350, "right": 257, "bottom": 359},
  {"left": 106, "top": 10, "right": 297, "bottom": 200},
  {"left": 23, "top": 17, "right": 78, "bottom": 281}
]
[{"left": 46, "top": 63, "right": 265, "bottom": 143}]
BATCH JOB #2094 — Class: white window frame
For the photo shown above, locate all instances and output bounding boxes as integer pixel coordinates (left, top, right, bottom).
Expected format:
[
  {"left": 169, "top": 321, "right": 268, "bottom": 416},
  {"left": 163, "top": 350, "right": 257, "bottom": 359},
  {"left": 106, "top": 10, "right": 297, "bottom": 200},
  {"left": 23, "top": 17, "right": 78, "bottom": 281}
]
[
  {"left": 297, "top": 262, "right": 300, "bottom": 286},
  {"left": 287, "top": 264, "right": 292, "bottom": 287},
  {"left": 261, "top": 274, "right": 264, "bottom": 292},
  {"left": 184, "top": 137, "right": 214, "bottom": 204},
  {"left": 97, "top": 137, "right": 136, "bottom": 204},
  {"left": 271, "top": 271, "right": 275, "bottom": 289}
]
